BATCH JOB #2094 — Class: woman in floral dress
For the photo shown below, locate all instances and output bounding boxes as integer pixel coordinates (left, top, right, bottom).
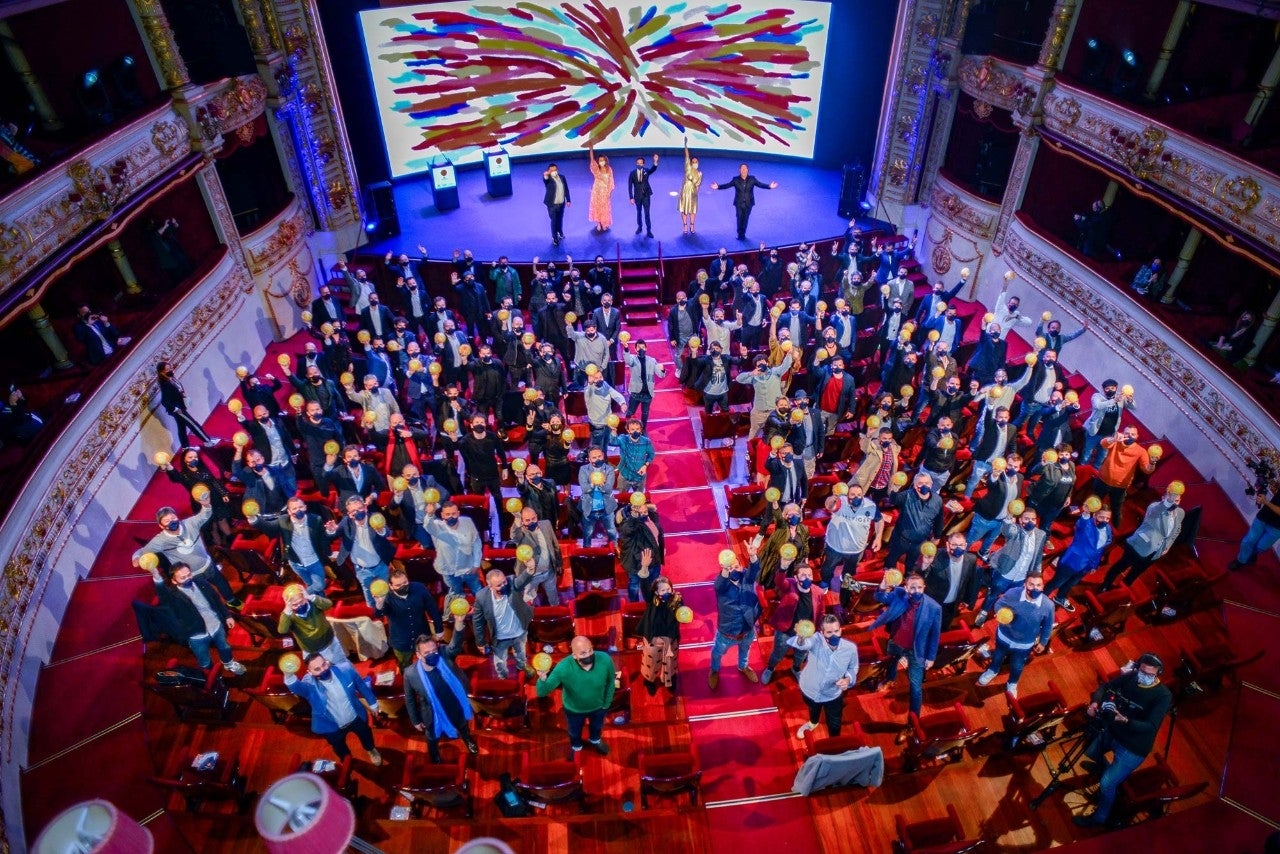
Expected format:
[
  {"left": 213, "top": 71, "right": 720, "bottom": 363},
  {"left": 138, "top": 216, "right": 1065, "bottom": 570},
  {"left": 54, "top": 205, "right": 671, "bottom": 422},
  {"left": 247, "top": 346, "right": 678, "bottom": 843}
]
[{"left": 588, "top": 146, "right": 614, "bottom": 232}]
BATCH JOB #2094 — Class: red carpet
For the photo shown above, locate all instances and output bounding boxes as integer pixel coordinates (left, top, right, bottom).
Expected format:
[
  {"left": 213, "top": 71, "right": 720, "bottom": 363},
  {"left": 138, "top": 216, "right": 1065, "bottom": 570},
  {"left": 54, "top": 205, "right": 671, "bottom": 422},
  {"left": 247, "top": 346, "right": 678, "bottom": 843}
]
[
  {"left": 663, "top": 533, "right": 733, "bottom": 585},
  {"left": 707, "top": 799, "right": 821, "bottom": 854},
  {"left": 645, "top": 389, "right": 698, "bottom": 419},
  {"left": 691, "top": 712, "right": 798, "bottom": 801},
  {"left": 645, "top": 418, "right": 698, "bottom": 450},
  {"left": 27, "top": 646, "right": 142, "bottom": 766},
  {"left": 652, "top": 488, "right": 721, "bottom": 533},
  {"left": 646, "top": 450, "right": 711, "bottom": 490},
  {"left": 89, "top": 522, "right": 164, "bottom": 578},
  {"left": 1221, "top": 687, "right": 1280, "bottom": 825},
  {"left": 48, "top": 576, "right": 151, "bottom": 662}
]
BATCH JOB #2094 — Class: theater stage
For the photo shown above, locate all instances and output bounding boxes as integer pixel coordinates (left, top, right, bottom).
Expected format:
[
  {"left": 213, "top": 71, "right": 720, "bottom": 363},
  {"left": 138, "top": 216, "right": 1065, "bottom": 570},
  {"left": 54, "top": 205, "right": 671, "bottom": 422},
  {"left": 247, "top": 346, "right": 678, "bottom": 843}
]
[{"left": 361, "top": 154, "right": 863, "bottom": 263}]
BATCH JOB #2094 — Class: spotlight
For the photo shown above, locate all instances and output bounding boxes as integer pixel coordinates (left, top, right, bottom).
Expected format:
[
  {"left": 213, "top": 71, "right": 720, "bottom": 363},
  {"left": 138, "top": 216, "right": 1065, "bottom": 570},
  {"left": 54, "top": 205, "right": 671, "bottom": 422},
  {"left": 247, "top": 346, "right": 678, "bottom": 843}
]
[
  {"left": 83, "top": 70, "right": 99, "bottom": 87},
  {"left": 1082, "top": 38, "right": 1111, "bottom": 86},
  {"left": 364, "top": 220, "right": 379, "bottom": 234},
  {"left": 1113, "top": 49, "right": 1142, "bottom": 98},
  {"left": 1121, "top": 49, "right": 1137, "bottom": 67},
  {"left": 76, "top": 67, "right": 114, "bottom": 126},
  {"left": 109, "top": 55, "right": 144, "bottom": 108}
]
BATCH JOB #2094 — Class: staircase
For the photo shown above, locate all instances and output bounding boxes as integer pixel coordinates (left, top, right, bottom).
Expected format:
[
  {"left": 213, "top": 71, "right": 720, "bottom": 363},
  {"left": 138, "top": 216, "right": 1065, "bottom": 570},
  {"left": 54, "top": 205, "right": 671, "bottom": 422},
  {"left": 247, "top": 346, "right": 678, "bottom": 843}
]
[{"left": 618, "top": 253, "right": 663, "bottom": 326}]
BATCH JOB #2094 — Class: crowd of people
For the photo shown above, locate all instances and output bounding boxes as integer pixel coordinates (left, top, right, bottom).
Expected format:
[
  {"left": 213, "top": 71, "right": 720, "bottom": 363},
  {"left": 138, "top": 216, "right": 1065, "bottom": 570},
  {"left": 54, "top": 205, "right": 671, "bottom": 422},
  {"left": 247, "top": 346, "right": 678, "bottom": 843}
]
[{"left": 129, "top": 224, "right": 1274, "bottom": 833}]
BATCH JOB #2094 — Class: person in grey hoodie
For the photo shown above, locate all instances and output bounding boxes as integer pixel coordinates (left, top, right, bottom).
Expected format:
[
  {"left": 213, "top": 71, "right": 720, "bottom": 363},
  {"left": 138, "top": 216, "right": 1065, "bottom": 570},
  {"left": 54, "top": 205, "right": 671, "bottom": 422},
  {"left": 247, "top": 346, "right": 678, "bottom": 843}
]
[
  {"left": 736, "top": 351, "right": 793, "bottom": 439},
  {"left": 567, "top": 318, "right": 611, "bottom": 386},
  {"left": 583, "top": 371, "right": 626, "bottom": 448}
]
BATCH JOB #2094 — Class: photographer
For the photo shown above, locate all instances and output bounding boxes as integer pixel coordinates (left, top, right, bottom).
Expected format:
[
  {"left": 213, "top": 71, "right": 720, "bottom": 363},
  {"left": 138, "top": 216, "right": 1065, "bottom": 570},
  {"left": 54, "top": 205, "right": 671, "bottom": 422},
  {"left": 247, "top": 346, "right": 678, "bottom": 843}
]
[
  {"left": 1074, "top": 654, "right": 1172, "bottom": 828},
  {"left": 1229, "top": 456, "right": 1279, "bottom": 571}
]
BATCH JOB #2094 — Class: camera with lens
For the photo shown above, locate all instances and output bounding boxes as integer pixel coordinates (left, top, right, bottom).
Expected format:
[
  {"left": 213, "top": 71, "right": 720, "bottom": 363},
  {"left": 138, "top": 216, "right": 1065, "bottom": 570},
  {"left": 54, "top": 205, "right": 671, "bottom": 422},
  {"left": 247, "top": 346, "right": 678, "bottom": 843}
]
[{"left": 1244, "top": 452, "right": 1278, "bottom": 497}]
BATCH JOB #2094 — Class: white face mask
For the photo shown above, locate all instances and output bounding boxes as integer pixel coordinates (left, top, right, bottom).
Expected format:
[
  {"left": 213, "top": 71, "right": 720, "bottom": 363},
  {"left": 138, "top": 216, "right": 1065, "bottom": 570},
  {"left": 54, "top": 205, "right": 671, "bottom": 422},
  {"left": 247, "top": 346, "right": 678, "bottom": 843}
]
[{"left": 1136, "top": 672, "right": 1157, "bottom": 687}]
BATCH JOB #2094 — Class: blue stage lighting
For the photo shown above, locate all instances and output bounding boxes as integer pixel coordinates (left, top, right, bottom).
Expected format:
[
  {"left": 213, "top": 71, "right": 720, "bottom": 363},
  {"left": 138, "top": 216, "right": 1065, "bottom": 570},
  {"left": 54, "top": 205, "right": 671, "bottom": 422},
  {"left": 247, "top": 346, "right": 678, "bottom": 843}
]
[
  {"left": 83, "top": 70, "right": 99, "bottom": 87},
  {"left": 1121, "top": 50, "right": 1137, "bottom": 67},
  {"left": 365, "top": 220, "right": 379, "bottom": 233}
]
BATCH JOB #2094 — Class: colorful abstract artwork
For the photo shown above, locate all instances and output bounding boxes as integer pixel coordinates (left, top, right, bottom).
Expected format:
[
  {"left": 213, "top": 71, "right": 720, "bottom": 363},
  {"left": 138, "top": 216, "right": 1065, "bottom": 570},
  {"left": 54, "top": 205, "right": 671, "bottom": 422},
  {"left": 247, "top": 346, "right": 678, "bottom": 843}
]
[{"left": 360, "top": 1, "right": 832, "bottom": 177}]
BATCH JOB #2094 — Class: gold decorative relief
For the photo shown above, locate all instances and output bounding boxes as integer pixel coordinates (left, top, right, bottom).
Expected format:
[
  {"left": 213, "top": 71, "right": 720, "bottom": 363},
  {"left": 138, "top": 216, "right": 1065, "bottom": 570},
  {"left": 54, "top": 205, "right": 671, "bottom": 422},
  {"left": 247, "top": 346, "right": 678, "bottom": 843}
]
[
  {"left": 66, "top": 158, "right": 130, "bottom": 221},
  {"left": 1105, "top": 125, "right": 1166, "bottom": 178},
  {"left": 150, "top": 119, "right": 183, "bottom": 156},
  {"left": 245, "top": 208, "right": 306, "bottom": 274},
  {"left": 328, "top": 179, "right": 349, "bottom": 210},
  {"left": 1216, "top": 175, "right": 1262, "bottom": 215}
]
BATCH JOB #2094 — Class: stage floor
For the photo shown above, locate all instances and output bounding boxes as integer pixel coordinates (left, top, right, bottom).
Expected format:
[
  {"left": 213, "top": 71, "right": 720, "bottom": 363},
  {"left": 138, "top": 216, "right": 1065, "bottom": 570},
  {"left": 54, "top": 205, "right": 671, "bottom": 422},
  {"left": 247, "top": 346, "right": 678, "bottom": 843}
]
[{"left": 363, "top": 154, "right": 850, "bottom": 263}]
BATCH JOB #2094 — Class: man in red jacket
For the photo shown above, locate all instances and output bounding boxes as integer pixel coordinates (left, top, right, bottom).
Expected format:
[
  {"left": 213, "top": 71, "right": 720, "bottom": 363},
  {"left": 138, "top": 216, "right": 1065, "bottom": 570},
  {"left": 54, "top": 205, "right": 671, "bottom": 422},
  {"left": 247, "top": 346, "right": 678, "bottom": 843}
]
[{"left": 762, "top": 560, "right": 824, "bottom": 684}]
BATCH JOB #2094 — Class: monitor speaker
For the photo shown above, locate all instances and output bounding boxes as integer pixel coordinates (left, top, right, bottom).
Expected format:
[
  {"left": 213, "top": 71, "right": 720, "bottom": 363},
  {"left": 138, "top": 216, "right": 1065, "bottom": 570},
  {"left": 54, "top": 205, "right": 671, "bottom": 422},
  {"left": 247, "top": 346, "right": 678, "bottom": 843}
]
[
  {"left": 363, "top": 181, "right": 400, "bottom": 241},
  {"left": 837, "top": 162, "right": 866, "bottom": 219}
]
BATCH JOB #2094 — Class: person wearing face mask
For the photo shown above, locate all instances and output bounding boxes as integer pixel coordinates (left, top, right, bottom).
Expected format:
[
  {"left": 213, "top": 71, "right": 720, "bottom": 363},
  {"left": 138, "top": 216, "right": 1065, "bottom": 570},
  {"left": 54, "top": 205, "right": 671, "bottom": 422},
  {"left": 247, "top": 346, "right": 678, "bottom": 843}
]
[
  {"left": 965, "top": 406, "right": 1018, "bottom": 498},
  {"left": 323, "top": 445, "right": 387, "bottom": 508},
  {"left": 702, "top": 305, "right": 743, "bottom": 355},
  {"left": 1075, "top": 654, "right": 1173, "bottom": 828},
  {"left": 509, "top": 507, "right": 563, "bottom": 606},
  {"left": 1012, "top": 350, "right": 1061, "bottom": 437},
  {"left": 1099, "top": 485, "right": 1186, "bottom": 592},
  {"left": 160, "top": 448, "right": 234, "bottom": 544},
  {"left": 975, "top": 570, "right": 1054, "bottom": 698},
  {"left": 686, "top": 339, "right": 743, "bottom": 414},
  {"left": 710, "top": 538, "right": 763, "bottom": 689},
  {"left": 145, "top": 562, "right": 245, "bottom": 674},
  {"left": 246, "top": 497, "right": 332, "bottom": 595},
  {"left": 762, "top": 396, "right": 804, "bottom": 452},
  {"left": 488, "top": 253, "right": 521, "bottom": 306},
  {"left": 326, "top": 496, "right": 396, "bottom": 607},
  {"left": 854, "top": 427, "right": 901, "bottom": 503},
  {"left": 617, "top": 497, "right": 666, "bottom": 603},
  {"left": 136, "top": 497, "right": 243, "bottom": 608},
  {"left": 566, "top": 318, "right": 609, "bottom": 386},
  {"left": 404, "top": 615, "right": 479, "bottom": 763},
  {"left": 790, "top": 615, "right": 860, "bottom": 740},
  {"left": 966, "top": 453, "right": 1026, "bottom": 560},
  {"left": 422, "top": 499, "right": 486, "bottom": 597},
  {"left": 1033, "top": 395, "right": 1078, "bottom": 458},
  {"left": 870, "top": 571, "right": 940, "bottom": 736},
  {"left": 763, "top": 449, "right": 809, "bottom": 533},
  {"left": 290, "top": 363, "right": 343, "bottom": 423},
  {"left": 609, "top": 418, "right": 656, "bottom": 492},
  {"left": 359, "top": 292, "right": 397, "bottom": 341},
  {"left": 923, "top": 374, "right": 966, "bottom": 429},
  {"left": 1034, "top": 316, "right": 1088, "bottom": 355},
  {"left": 883, "top": 474, "right": 948, "bottom": 571},
  {"left": 635, "top": 576, "right": 682, "bottom": 696},
  {"left": 993, "top": 286, "right": 1033, "bottom": 333},
  {"left": 1094, "top": 426, "right": 1159, "bottom": 518},
  {"left": 918, "top": 416, "right": 961, "bottom": 495},
  {"left": 735, "top": 277, "right": 768, "bottom": 347},
  {"left": 590, "top": 294, "right": 621, "bottom": 360},
  {"left": 578, "top": 449, "right": 619, "bottom": 546},
  {"left": 965, "top": 323, "right": 1009, "bottom": 388},
  {"left": 341, "top": 263, "right": 377, "bottom": 314},
  {"left": 623, "top": 340, "right": 666, "bottom": 428},
  {"left": 391, "top": 463, "right": 450, "bottom": 549},
  {"left": 536, "top": 635, "right": 617, "bottom": 755},
  {"left": 541, "top": 163, "right": 572, "bottom": 244},
  {"left": 822, "top": 486, "right": 884, "bottom": 592},
  {"left": 1081, "top": 379, "right": 1135, "bottom": 467},
  {"left": 582, "top": 372, "right": 628, "bottom": 449},
  {"left": 456, "top": 416, "right": 509, "bottom": 529},
  {"left": 278, "top": 584, "right": 347, "bottom": 664},
  {"left": 667, "top": 290, "right": 704, "bottom": 374},
  {"left": 971, "top": 368, "right": 1031, "bottom": 438},
  {"left": 237, "top": 404, "right": 299, "bottom": 499},
  {"left": 913, "top": 279, "right": 965, "bottom": 327},
  {"left": 451, "top": 269, "right": 493, "bottom": 342},
  {"left": 284, "top": 653, "right": 382, "bottom": 765},
  {"left": 811, "top": 355, "right": 857, "bottom": 442},
  {"left": 156, "top": 361, "right": 219, "bottom": 449},
  {"left": 310, "top": 284, "right": 346, "bottom": 332},
  {"left": 923, "top": 307, "right": 964, "bottom": 356},
  {"left": 974, "top": 508, "right": 1048, "bottom": 629},
  {"left": 374, "top": 567, "right": 443, "bottom": 668},
  {"left": 1025, "top": 447, "right": 1077, "bottom": 533},
  {"left": 876, "top": 298, "right": 907, "bottom": 363},
  {"left": 737, "top": 351, "right": 794, "bottom": 440},
  {"left": 762, "top": 562, "right": 824, "bottom": 685},
  {"left": 1043, "top": 504, "right": 1113, "bottom": 611},
  {"left": 237, "top": 372, "right": 284, "bottom": 418},
  {"left": 473, "top": 564, "right": 536, "bottom": 678},
  {"left": 921, "top": 533, "right": 982, "bottom": 630},
  {"left": 462, "top": 344, "right": 508, "bottom": 429},
  {"left": 514, "top": 464, "right": 560, "bottom": 527},
  {"left": 342, "top": 373, "right": 400, "bottom": 434}
]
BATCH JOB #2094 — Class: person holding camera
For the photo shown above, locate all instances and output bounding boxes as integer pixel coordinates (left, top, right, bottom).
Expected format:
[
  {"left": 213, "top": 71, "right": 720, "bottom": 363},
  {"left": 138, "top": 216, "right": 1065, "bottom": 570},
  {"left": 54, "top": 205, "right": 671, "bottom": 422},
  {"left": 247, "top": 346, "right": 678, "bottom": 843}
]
[
  {"left": 1074, "top": 654, "right": 1173, "bottom": 828},
  {"left": 1230, "top": 467, "right": 1279, "bottom": 571}
]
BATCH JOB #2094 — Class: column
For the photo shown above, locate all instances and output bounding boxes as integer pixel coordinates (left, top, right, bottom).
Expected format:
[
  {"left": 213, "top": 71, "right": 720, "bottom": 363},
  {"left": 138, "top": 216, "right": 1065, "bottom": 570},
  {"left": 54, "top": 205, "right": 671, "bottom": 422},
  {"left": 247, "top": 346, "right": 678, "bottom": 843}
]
[
  {"left": 27, "top": 303, "right": 73, "bottom": 370},
  {"left": 1101, "top": 180, "right": 1120, "bottom": 208},
  {"left": 1244, "top": 41, "right": 1280, "bottom": 131},
  {"left": 108, "top": 240, "right": 144, "bottom": 297},
  {"left": 1144, "top": 0, "right": 1193, "bottom": 100},
  {"left": 1243, "top": 288, "right": 1280, "bottom": 367},
  {"left": 1159, "top": 227, "right": 1202, "bottom": 304},
  {"left": 993, "top": 130, "right": 1040, "bottom": 249},
  {"left": 1037, "top": 0, "right": 1083, "bottom": 73},
  {"left": 127, "top": 0, "right": 190, "bottom": 91},
  {"left": 0, "top": 21, "right": 63, "bottom": 131}
]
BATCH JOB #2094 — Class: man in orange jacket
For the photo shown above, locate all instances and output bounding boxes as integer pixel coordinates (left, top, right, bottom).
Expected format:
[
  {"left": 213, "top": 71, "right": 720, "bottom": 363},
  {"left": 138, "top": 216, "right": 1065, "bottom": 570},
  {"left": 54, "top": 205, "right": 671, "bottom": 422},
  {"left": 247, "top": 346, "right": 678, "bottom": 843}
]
[{"left": 1094, "top": 425, "right": 1159, "bottom": 517}]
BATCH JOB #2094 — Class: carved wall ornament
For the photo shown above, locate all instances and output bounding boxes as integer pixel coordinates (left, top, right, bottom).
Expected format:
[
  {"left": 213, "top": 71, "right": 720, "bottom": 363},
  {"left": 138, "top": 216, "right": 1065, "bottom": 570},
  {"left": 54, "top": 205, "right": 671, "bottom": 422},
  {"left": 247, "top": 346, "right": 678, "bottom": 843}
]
[
  {"left": 1217, "top": 175, "right": 1263, "bottom": 215},
  {"left": 66, "top": 158, "right": 130, "bottom": 221},
  {"left": 0, "top": 224, "right": 26, "bottom": 272},
  {"left": 1038, "top": 0, "right": 1078, "bottom": 70},
  {"left": 907, "top": 63, "right": 927, "bottom": 97},
  {"left": 245, "top": 207, "right": 306, "bottom": 274},
  {"left": 916, "top": 13, "right": 939, "bottom": 41},
  {"left": 195, "top": 76, "right": 268, "bottom": 144},
  {"left": 897, "top": 113, "right": 917, "bottom": 143},
  {"left": 973, "top": 99, "right": 993, "bottom": 120},
  {"left": 1052, "top": 96, "right": 1081, "bottom": 126},
  {"left": 1106, "top": 125, "right": 1166, "bottom": 178},
  {"left": 150, "top": 120, "right": 183, "bottom": 156},
  {"left": 283, "top": 22, "right": 310, "bottom": 58},
  {"left": 956, "top": 56, "right": 1023, "bottom": 112},
  {"left": 287, "top": 257, "right": 312, "bottom": 307},
  {"left": 889, "top": 158, "right": 908, "bottom": 187},
  {"left": 327, "top": 179, "right": 349, "bottom": 210}
]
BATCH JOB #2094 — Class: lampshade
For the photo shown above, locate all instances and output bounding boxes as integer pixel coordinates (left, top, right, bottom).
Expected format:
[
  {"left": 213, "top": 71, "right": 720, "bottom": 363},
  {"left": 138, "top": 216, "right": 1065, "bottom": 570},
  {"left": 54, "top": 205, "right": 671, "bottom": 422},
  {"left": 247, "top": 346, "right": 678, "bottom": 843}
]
[
  {"left": 255, "top": 773, "right": 355, "bottom": 854},
  {"left": 34, "top": 800, "right": 154, "bottom": 854}
]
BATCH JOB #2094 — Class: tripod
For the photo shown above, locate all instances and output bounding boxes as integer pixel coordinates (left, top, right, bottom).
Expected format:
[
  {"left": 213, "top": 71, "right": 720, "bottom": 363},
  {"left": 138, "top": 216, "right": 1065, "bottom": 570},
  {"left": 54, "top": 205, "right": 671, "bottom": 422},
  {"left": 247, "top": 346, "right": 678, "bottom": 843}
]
[{"left": 1030, "top": 719, "right": 1106, "bottom": 810}]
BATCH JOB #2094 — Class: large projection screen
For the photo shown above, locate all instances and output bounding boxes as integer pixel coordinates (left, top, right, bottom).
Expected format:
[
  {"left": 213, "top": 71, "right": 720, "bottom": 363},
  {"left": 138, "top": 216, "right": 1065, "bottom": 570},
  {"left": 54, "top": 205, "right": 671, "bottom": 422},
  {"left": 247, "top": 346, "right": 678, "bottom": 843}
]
[{"left": 359, "top": 1, "right": 833, "bottom": 178}]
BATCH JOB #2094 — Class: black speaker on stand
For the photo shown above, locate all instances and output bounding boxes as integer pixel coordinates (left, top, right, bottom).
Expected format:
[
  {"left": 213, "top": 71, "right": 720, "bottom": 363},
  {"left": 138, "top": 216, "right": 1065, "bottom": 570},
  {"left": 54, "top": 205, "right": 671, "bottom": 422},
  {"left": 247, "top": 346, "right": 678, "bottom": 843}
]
[
  {"left": 362, "top": 181, "right": 400, "bottom": 241},
  {"left": 837, "top": 161, "right": 866, "bottom": 219}
]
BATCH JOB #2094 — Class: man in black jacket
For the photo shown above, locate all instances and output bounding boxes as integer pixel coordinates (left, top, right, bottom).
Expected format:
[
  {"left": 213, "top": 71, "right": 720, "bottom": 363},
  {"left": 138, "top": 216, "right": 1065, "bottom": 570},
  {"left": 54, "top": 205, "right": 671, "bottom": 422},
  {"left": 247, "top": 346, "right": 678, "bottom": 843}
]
[
  {"left": 626, "top": 154, "right": 659, "bottom": 236},
  {"left": 323, "top": 445, "right": 387, "bottom": 507},
  {"left": 246, "top": 496, "right": 333, "bottom": 595},
  {"left": 374, "top": 567, "right": 442, "bottom": 669},
  {"left": 920, "top": 532, "right": 981, "bottom": 629},
  {"left": 543, "top": 163, "right": 571, "bottom": 245},
  {"left": 456, "top": 415, "right": 508, "bottom": 529},
  {"left": 294, "top": 401, "right": 344, "bottom": 486},
  {"left": 403, "top": 615, "right": 479, "bottom": 762},
  {"left": 240, "top": 404, "right": 299, "bottom": 498},
  {"left": 463, "top": 344, "right": 507, "bottom": 429},
  {"left": 146, "top": 562, "right": 246, "bottom": 674},
  {"left": 1075, "top": 654, "right": 1173, "bottom": 827},
  {"left": 711, "top": 164, "right": 778, "bottom": 240}
]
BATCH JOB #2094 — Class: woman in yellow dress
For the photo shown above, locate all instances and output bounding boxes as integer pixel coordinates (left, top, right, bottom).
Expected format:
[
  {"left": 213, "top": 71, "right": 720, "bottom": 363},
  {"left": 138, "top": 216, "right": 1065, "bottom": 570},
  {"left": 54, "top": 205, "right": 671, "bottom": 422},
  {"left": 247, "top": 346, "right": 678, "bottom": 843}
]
[
  {"left": 587, "top": 145, "right": 615, "bottom": 232},
  {"left": 678, "top": 138, "right": 702, "bottom": 235}
]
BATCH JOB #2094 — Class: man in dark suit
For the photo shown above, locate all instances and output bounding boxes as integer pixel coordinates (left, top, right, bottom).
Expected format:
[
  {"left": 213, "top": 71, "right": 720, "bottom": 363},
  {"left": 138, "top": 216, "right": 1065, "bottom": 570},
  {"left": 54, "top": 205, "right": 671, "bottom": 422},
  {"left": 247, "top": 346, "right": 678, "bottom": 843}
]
[
  {"left": 233, "top": 446, "right": 292, "bottom": 513},
  {"left": 310, "top": 285, "right": 346, "bottom": 331},
  {"left": 711, "top": 164, "right": 778, "bottom": 241},
  {"left": 403, "top": 616, "right": 478, "bottom": 762},
  {"left": 240, "top": 404, "right": 299, "bottom": 497},
  {"left": 919, "top": 533, "right": 981, "bottom": 629},
  {"left": 627, "top": 153, "right": 659, "bottom": 236},
  {"left": 542, "top": 163, "right": 571, "bottom": 246},
  {"left": 145, "top": 561, "right": 246, "bottom": 674},
  {"left": 73, "top": 305, "right": 129, "bottom": 364},
  {"left": 359, "top": 294, "right": 397, "bottom": 340},
  {"left": 323, "top": 445, "right": 387, "bottom": 507},
  {"left": 871, "top": 572, "right": 941, "bottom": 739}
]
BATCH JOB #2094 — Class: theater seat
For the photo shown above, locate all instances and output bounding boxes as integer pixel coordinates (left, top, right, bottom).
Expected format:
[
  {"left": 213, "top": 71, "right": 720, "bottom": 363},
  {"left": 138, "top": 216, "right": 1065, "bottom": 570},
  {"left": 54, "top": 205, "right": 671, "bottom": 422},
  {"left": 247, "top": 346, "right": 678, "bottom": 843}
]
[
  {"left": 399, "top": 752, "right": 472, "bottom": 817},
  {"left": 517, "top": 755, "right": 586, "bottom": 812},
  {"left": 893, "top": 804, "right": 984, "bottom": 853},
  {"left": 903, "top": 703, "right": 987, "bottom": 772},
  {"left": 639, "top": 750, "right": 702, "bottom": 807}
]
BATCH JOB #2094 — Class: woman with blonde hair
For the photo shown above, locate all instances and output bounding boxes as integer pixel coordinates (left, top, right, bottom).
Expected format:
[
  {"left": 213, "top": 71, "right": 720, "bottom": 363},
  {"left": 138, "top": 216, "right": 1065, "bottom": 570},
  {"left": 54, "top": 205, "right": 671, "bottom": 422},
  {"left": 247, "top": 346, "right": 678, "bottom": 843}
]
[
  {"left": 588, "top": 145, "right": 615, "bottom": 232},
  {"left": 678, "top": 138, "right": 703, "bottom": 235},
  {"left": 636, "top": 575, "right": 683, "bottom": 696}
]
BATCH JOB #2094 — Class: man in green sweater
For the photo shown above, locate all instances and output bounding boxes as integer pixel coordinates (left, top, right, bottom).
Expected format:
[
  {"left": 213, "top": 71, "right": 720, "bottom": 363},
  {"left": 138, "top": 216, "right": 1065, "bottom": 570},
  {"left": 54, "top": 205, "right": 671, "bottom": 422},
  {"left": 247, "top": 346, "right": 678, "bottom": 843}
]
[
  {"left": 535, "top": 636, "right": 616, "bottom": 756},
  {"left": 278, "top": 586, "right": 348, "bottom": 663}
]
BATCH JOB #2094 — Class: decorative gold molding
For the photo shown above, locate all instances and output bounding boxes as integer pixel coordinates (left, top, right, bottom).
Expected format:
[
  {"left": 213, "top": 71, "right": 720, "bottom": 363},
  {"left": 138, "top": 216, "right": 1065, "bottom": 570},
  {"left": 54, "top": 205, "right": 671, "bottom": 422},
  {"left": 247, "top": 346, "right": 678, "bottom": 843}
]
[
  {"left": 1005, "top": 222, "right": 1277, "bottom": 477},
  {"left": 194, "top": 75, "right": 268, "bottom": 145},
  {"left": 929, "top": 176, "right": 998, "bottom": 239},
  {"left": 244, "top": 205, "right": 307, "bottom": 274},
  {"left": 130, "top": 0, "right": 190, "bottom": 89},
  {"left": 956, "top": 55, "right": 1024, "bottom": 112}
]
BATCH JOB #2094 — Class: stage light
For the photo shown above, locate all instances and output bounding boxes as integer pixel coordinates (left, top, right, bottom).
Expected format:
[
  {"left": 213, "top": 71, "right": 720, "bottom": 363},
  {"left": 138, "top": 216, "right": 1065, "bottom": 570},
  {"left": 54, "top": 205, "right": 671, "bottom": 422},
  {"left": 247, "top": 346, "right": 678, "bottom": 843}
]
[
  {"left": 1112, "top": 49, "right": 1142, "bottom": 98},
  {"left": 1121, "top": 49, "right": 1137, "bottom": 67},
  {"left": 364, "top": 220, "right": 379, "bottom": 233},
  {"left": 859, "top": 201, "right": 872, "bottom": 212},
  {"left": 83, "top": 70, "right": 99, "bottom": 87},
  {"left": 76, "top": 67, "right": 114, "bottom": 126},
  {"left": 1087, "top": 38, "right": 1098, "bottom": 50},
  {"left": 1082, "top": 38, "right": 1110, "bottom": 86}
]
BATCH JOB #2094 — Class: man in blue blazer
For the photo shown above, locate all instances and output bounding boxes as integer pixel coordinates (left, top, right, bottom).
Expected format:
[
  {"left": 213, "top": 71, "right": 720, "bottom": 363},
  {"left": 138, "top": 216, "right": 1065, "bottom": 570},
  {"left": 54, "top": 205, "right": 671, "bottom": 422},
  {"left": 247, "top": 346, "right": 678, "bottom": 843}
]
[
  {"left": 285, "top": 653, "right": 382, "bottom": 764},
  {"left": 871, "top": 571, "right": 942, "bottom": 739},
  {"left": 1044, "top": 505, "right": 1114, "bottom": 612}
]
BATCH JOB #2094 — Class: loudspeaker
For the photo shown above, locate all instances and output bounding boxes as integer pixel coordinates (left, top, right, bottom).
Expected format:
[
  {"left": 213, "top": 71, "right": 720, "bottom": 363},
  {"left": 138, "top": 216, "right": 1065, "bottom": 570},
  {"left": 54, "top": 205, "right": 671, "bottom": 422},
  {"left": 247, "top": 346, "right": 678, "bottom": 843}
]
[
  {"left": 363, "top": 181, "right": 400, "bottom": 241},
  {"left": 837, "top": 162, "right": 866, "bottom": 219}
]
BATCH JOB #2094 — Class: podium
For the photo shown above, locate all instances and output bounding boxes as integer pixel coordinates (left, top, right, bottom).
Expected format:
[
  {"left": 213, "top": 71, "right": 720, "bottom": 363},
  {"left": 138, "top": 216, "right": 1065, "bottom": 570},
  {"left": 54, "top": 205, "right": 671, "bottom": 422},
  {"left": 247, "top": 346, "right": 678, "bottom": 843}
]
[
  {"left": 485, "top": 147, "right": 512, "bottom": 198},
  {"left": 429, "top": 159, "right": 459, "bottom": 211}
]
